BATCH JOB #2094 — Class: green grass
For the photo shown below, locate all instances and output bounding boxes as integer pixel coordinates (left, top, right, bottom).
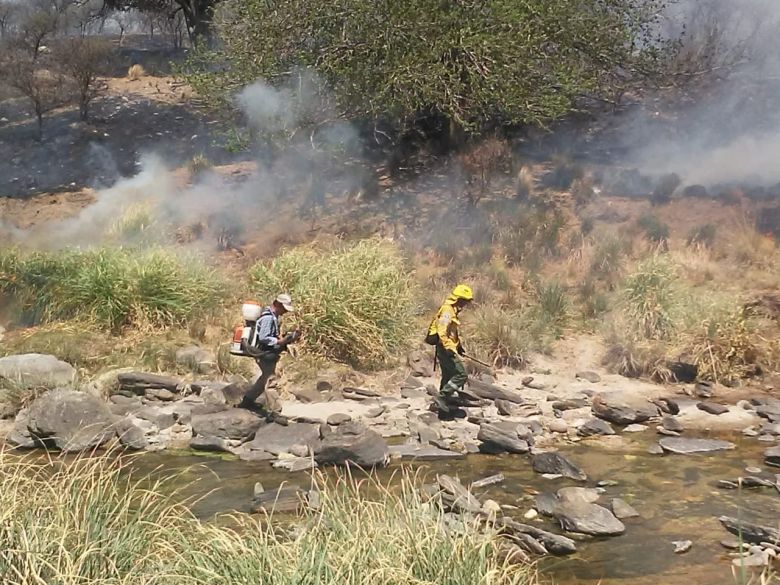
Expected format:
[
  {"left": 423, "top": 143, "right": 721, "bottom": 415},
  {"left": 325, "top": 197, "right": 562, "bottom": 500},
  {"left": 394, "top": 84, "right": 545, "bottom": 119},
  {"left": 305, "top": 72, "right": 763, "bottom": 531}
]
[
  {"left": 621, "top": 255, "right": 678, "bottom": 340},
  {"left": 0, "top": 246, "right": 227, "bottom": 331},
  {"left": 249, "top": 238, "right": 416, "bottom": 369},
  {"left": 0, "top": 452, "right": 537, "bottom": 585}
]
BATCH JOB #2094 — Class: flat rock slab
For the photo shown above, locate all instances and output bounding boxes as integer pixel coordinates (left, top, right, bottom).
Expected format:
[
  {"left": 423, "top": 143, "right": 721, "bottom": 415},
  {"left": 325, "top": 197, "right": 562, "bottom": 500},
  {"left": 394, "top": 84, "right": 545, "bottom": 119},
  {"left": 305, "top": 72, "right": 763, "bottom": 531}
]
[
  {"left": 611, "top": 498, "right": 640, "bottom": 519},
  {"left": 719, "top": 516, "right": 780, "bottom": 545},
  {"left": 116, "top": 372, "right": 180, "bottom": 396},
  {"left": 389, "top": 444, "right": 463, "bottom": 460},
  {"left": 763, "top": 445, "right": 780, "bottom": 467},
  {"left": 532, "top": 452, "right": 587, "bottom": 481},
  {"left": 575, "top": 371, "right": 602, "bottom": 383},
  {"left": 697, "top": 402, "right": 729, "bottom": 416},
  {"left": 468, "top": 378, "right": 526, "bottom": 404},
  {"left": 659, "top": 437, "right": 736, "bottom": 454},
  {"left": 499, "top": 517, "right": 577, "bottom": 555},
  {"left": 251, "top": 486, "right": 306, "bottom": 514},
  {"left": 25, "top": 388, "right": 115, "bottom": 452},
  {"left": 578, "top": 418, "right": 615, "bottom": 437}
]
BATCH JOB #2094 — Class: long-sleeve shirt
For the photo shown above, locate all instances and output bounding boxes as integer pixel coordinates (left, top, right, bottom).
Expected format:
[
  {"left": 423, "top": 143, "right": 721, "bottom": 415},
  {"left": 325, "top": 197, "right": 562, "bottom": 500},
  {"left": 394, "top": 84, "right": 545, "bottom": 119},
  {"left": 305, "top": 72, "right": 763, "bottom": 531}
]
[
  {"left": 253, "top": 307, "right": 280, "bottom": 349},
  {"left": 434, "top": 302, "right": 461, "bottom": 353}
]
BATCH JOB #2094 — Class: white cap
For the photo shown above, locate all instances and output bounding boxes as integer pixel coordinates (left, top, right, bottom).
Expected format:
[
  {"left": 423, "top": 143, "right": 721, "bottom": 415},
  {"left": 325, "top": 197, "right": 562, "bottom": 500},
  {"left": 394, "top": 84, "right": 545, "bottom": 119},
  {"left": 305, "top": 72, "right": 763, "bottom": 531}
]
[{"left": 275, "top": 293, "right": 294, "bottom": 312}]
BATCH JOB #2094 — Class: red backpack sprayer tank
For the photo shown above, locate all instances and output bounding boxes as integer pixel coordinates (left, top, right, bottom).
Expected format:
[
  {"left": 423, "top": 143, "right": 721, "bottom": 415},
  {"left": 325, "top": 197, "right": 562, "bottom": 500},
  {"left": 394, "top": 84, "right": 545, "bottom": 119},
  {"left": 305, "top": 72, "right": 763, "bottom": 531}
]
[{"left": 230, "top": 300, "right": 264, "bottom": 357}]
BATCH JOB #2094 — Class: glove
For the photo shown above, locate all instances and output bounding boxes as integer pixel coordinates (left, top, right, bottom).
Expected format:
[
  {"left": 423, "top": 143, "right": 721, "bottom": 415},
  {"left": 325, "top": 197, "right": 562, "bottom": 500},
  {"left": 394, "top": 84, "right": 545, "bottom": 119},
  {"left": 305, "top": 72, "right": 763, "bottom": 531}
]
[{"left": 284, "top": 330, "right": 301, "bottom": 344}]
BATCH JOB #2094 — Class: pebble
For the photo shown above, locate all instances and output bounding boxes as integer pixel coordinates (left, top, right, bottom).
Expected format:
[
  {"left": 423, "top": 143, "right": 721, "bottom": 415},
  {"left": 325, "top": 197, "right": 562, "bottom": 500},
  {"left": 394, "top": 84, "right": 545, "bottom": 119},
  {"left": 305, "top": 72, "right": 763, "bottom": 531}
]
[
  {"left": 720, "top": 538, "right": 742, "bottom": 550},
  {"left": 482, "top": 499, "right": 502, "bottom": 516},
  {"left": 597, "top": 480, "right": 619, "bottom": 487},
  {"left": 647, "top": 443, "right": 664, "bottom": 455},
  {"left": 523, "top": 509, "right": 538, "bottom": 520},
  {"left": 758, "top": 434, "right": 777, "bottom": 443},
  {"left": 743, "top": 427, "right": 760, "bottom": 437},
  {"left": 541, "top": 474, "right": 563, "bottom": 480},
  {"left": 547, "top": 419, "right": 568, "bottom": 433},
  {"left": 745, "top": 466, "right": 763, "bottom": 474}
]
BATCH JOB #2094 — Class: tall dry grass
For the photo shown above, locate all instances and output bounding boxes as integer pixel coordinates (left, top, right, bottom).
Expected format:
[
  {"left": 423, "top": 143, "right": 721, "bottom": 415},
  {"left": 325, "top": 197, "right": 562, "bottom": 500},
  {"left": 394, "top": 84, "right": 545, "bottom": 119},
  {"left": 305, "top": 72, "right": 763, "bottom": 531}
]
[
  {"left": 0, "top": 451, "right": 537, "bottom": 585},
  {"left": 249, "top": 238, "right": 416, "bottom": 368}
]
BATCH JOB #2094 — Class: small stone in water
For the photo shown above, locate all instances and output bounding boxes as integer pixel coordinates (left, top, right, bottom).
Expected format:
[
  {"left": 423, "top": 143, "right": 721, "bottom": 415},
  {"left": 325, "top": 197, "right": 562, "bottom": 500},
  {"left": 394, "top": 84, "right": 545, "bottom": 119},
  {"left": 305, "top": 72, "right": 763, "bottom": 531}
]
[
  {"left": 743, "top": 427, "right": 760, "bottom": 437},
  {"left": 672, "top": 540, "right": 693, "bottom": 554},
  {"left": 597, "top": 480, "right": 619, "bottom": 487},
  {"left": 720, "top": 538, "right": 742, "bottom": 550},
  {"left": 647, "top": 443, "right": 664, "bottom": 455},
  {"left": 623, "top": 424, "right": 648, "bottom": 433},
  {"left": 524, "top": 509, "right": 538, "bottom": 520},
  {"left": 758, "top": 434, "right": 777, "bottom": 443},
  {"left": 745, "top": 466, "right": 763, "bottom": 474},
  {"left": 541, "top": 473, "right": 563, "bottom": 480}
]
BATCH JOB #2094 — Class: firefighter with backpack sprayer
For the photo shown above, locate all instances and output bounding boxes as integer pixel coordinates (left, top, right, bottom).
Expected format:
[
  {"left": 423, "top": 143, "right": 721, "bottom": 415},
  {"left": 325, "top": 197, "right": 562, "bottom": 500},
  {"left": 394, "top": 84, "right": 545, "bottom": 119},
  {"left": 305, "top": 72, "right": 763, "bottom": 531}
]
[{"left": 425, "top": 284, "right": 473, "bottom": 414}]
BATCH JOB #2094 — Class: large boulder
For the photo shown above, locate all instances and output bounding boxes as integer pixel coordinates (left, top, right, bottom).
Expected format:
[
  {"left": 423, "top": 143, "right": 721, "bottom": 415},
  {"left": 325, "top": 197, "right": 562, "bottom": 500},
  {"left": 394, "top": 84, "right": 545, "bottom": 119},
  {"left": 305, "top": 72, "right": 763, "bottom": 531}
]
[
  {"left": 408, "top": 350, "right": 434, "bottom": 377},
  {"left": 314, "top": 422, "right": 389, "bottom": 467},
  {"left": 468, "top": 379, "right": 526, "bottom": 404},
  {"left": 0, "top": 354, "right": 76, "bottom": 388},
  {"left": 554, "top": 500, "right": 625, "bottom": 536},
  {"left": 531, "top": 452, "right": 587, "bottom": 481},
  {"left": 190, "top": 409, "right": 264, "bottom": 442},
  {"left": 477, "top": 421, "right": 532, "bottom": 454},
  {"left": 25, "top": 388, "right": 115, "bottom": 452},
  {"left": 243, "top": 421, "right": 320, "bottom": 456},
  {"left": 591, "top": 392, "right": 659, "bottom": 425}
]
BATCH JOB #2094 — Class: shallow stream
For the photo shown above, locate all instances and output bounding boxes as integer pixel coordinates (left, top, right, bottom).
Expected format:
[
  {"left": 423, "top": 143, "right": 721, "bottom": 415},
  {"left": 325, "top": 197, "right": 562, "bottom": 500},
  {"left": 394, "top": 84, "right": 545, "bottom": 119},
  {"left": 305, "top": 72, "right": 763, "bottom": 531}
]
[{"left": 131, "top": 434, "right": 780, "bottom": 584}]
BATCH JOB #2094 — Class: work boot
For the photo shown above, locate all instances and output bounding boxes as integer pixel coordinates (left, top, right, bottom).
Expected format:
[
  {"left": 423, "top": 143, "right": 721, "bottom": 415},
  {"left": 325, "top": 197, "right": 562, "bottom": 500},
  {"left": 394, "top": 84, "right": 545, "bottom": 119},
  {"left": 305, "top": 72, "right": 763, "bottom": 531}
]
[
  {"left": 432, "top": 394, "right": 452, "bottom": 414},
  {"left": 238, "top": 399, "right": 268, "bottom": 416}
]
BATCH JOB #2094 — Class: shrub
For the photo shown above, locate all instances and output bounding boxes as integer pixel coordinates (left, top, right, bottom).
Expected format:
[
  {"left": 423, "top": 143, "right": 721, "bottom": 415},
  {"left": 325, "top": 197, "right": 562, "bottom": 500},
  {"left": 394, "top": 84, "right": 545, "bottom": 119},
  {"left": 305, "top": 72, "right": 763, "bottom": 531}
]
[
  {"left": 535, "top": 280, "right": 569, "bottom": 334},
  {"left": 0, "top": 453, "right": 536, "bottom": 585},
  {"left": 0, "top": 247, "right": 226, "bottom": 331},
  {"left": 621, "top": 256, "right": 678, "bottom": 340},
  {"left": 248, "top": 239, "right": 415, "bottom": 368},
  {"left": 650, "top": 173, "right": 680, "bottom": 205},
  {"left": 637, "top": 212, "right": 670, "bottom": 245},
  {"left": 543, "top": 157, "right": 585, "bottom": 190},
  {"left": 465, "top": 305, "right": 544, "bottom": 368},
  {"left": 589, "top": 235, "right": 626, "bottom": 284},
  {"left": 108, "top": 201, "right": 158, "bottom": 243},
  {"left": 686, "top": 223, "right": 717, "bottom": 248}
]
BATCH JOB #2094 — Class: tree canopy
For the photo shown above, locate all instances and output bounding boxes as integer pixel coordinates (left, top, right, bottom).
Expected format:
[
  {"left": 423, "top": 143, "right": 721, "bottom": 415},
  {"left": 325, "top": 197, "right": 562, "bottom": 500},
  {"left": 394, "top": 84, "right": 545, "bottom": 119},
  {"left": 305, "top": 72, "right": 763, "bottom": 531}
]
[{"left": 185, "top": 0, "right": 671, "bottom": 140}]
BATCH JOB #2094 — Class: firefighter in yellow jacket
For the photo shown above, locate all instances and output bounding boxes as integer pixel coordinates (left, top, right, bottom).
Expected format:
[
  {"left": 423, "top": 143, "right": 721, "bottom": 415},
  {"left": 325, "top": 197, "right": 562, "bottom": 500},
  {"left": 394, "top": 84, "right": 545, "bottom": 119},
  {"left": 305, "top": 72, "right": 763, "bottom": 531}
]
[{"left": 426, "top": 284, "right": 473, "bottom": 412}]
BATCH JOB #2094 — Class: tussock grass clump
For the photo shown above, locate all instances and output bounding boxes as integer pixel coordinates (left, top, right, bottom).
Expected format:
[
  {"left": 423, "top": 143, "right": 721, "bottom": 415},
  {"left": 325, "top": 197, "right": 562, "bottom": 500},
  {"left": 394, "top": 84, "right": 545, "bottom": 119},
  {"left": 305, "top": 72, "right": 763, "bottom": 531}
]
[
  {"left": 466, "top": 305, "right": 552, "bottom": 368},
  {"left": 621, "top": 255, "right": 678, "bottom": 340},
  {"left": 249, "top": 239, "right": 415, "bottom": 368},
  {"left": 0, "top": 452, "right": 536, "bottom": 585},
  {"left": 637, "top": 212, "right": 670, "bottom": 246},
  {"left": 107, "top": 200, "right": 158, "bottom": 243},
  {"left": 0, "top": 247, "right": 226, "bottom": 331},
  {"left": 686, "top": 223, "right": 717, "bottom": 248}
]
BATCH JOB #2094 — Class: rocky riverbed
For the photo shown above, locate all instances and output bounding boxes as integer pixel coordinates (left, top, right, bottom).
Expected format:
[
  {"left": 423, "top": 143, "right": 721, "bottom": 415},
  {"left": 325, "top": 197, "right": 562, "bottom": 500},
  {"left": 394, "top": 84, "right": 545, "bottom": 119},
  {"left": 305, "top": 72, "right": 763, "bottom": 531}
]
[{"left": 1, "top": 350, "right": 779, "bottom": 582}]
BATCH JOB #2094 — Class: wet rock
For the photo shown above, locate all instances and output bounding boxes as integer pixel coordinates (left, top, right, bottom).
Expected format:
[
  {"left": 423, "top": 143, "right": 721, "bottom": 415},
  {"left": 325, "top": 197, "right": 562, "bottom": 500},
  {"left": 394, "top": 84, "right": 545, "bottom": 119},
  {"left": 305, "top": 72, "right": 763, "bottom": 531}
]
[
  {"left": 191, "top": 409, "right": 264, "bottom": 442},
  {"left": 314, "top": 422, "right": 389, "bottom": 467},
  {"left": 578, "top": 418, "right": 615, "bottom": 437},
  {"left": 732, "top": 551, "right": 770, "bottom": 567},
  {"left": 763, "top": 445, "right": 780, "bottom": 467},
  {"left": 190, "top": 434, "right": 231, "bottom": 452},
  {"left": 673, "top": 540, "right": 693, "bottom": 554},
  {"left": 389, "top": 444, "right": 462, "bottom": 460},
  {"left": 408, "top": 350, "right": 434, "bottom": 377},
  {"left": 478, "top": 421, "right": 532, "bottom": 454},
  {"left": 647, "top": 443, "right": 664, "bottom": 455},
  {"left": 246, "top": 422, "right": 320, "bottom": 455},
  {"left": 554, "top": 500, "right": 625, "bottom": 536},
  {"left": 719, "top": 517, "right": 780, "bottom": 545},
  {"left": 623, "top": 424, "right": 648, "bottom": 433},
  {"left": 499, "top": 517, "right": 577, "bottom": 555},
  {"left": 659, "top": 437, "right": 736, "bottom": 454},
  {"left": 720, "top": 538, "right": 742, "bottom": 550},
  {"left": 532, "top": 452, "right": 587, "bottom": 481},
  {"left": 592, "top": 392, "right": 659, "bottom": 425},
  {"left": 697, "top": 402, "right": 729, "bottom": 415},
  {"left": 273, "top": 457, "right": 317, "bottom": 472},
  {"left": 652, "top": 397, "right": 680, "bottom": 415},
  {"left": 662, "top": 416, "right": 684, "bottom": 433},
  {"left": 326, "top": 413, "right": 352, "bottom": 426},
  {"left": 470, "top": 473, "right": 505, "bottom": 489},
  {"left": 558, "top": 487, "right": 600, "bottom": 504},
  {"left": 436, "top": 474, "right": 483, "bottom": 514},
  {"left": 251, "top": 485, "right": 305, "bottom": 514},
  {"left": 25, "top": 389, "right": 115, "bottom": 452},
  {"left": 611, "top": 498, "right": 640, "bottom": 519},
  {"left": 575, "top": 371, "right": 601, "bottom": 383},
  {"left": 116, "top": 372, "right": 180, "bottom": 396},
  {"left": 0, "top": 354, "right": 76, "bottom": 389},
  {"left": 468, "top": 378, "right": 526, "bottom": 404}
]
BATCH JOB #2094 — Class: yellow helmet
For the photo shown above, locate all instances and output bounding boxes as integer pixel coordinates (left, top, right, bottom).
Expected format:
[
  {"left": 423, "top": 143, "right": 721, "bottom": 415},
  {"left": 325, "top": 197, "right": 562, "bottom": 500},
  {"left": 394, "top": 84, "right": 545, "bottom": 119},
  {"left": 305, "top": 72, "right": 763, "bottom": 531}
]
[{"left": 451, "top": 284, "right": 473, "bottom": 301}]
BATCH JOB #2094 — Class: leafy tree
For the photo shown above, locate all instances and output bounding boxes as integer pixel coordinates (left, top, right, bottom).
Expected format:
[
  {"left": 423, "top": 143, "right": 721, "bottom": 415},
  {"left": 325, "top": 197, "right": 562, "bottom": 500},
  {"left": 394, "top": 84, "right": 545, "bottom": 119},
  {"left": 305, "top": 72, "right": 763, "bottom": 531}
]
[
  {"left": 185, "top": 0, "right": 672, "bottom": 141},
  {"left": 101, "top": 0, "right": 218, "bottom": 42},
  {"left": 56, "top": 36, "right": 112, "bottom": 120}
]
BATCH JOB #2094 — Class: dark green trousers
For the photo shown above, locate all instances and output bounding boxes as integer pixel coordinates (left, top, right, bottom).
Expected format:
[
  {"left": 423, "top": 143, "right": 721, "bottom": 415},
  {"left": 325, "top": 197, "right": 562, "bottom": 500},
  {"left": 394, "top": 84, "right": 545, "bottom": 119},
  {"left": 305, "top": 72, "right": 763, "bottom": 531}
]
[{"left": 436, "top": 345, "right": 467, "bottom": 395}]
